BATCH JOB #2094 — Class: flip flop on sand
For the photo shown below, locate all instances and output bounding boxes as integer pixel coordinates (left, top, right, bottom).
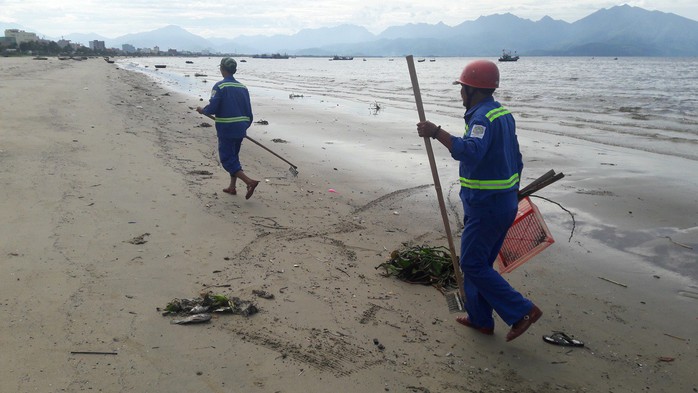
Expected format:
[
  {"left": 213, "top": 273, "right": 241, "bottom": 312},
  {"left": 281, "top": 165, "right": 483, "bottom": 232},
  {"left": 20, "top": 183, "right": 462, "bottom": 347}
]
[
  {"left": 542, "top": 332, "right": 584, "bottom": 347},
  {"left": 222, "top": 187, "right": 236, "bottom": 195},
  {"left": 245, "top": 181, "right": 259, "bottom": 200}
]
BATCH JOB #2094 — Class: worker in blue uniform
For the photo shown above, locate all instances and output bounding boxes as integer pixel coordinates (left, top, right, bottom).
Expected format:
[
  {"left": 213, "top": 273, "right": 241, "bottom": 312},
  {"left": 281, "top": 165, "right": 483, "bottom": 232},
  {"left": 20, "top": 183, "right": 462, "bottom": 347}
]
[
  {"left": 197, "top": 57, "right": 259, "bottom": 199},
  {"left": 417, "top": 60, "right": 542, "bottom": 342}
]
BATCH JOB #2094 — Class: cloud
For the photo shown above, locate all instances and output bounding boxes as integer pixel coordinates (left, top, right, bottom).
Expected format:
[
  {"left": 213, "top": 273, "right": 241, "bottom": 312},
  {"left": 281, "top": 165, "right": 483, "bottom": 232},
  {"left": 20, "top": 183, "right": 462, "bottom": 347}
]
[{"left": 2, "top": 0, "right": 697, "bottom": 39}]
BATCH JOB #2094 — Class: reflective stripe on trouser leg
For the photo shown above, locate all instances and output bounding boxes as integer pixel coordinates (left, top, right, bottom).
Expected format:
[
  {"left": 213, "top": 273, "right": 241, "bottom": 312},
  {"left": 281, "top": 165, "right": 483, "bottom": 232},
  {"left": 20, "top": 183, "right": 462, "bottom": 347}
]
[{"left": 460, "top": 209, "right": 533, "bottom": 326}]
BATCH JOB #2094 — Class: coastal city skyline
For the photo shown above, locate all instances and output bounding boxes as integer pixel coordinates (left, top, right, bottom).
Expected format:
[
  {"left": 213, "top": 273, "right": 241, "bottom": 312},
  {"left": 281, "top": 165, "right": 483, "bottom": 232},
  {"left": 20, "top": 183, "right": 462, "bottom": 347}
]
[{"left": 1, "top": 0, "right": 697, "bottom": 39}]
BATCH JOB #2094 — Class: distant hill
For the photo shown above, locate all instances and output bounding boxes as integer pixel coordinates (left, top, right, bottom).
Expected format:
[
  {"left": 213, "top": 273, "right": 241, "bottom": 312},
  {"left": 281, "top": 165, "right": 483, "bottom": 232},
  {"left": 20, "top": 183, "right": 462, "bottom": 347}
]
[
  {"left": 230, "top": 24, "right": 375, "bottom": 54},
  {"left": 222, "top": 5, "right": 698, "bottom": 56},
  {"left": 4, "top": 5, "right": 698, "bottom": 56},
  {"left": 109, "top": 25, "right": 214, "bottom": 52},
  {"left": 64, "top": 32, "right": 111, "bottom": 45}
]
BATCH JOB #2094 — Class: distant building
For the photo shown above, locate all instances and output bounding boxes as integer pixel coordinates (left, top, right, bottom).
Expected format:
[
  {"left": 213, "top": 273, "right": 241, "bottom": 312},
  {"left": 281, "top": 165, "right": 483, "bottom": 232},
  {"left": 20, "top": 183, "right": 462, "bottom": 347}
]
[
  {"left": 153, "top": 46, "right": 160, "bottom": 54},
  {"left": 0, "top": 36, "right": 16, "bottom": 48},
  {"left": 89, "top": 40, "right": 106, "bottom": 51},
  {"left": 122, "top": 43, "right": 136, "bottom": 53},
  {"left": 57, "top": 38, "right": 72, "bottom": 48},
  {"left": 4, "top": 29, "right": 38, "bottom": 45}
]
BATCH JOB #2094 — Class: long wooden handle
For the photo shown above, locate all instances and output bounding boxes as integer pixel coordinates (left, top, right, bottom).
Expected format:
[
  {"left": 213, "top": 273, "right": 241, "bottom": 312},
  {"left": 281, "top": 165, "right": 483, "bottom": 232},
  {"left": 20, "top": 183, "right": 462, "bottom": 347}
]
[
  {"left": 202, "top": 113, "right": 297, "bottom": 169},
  {"left": 406, "top": 55, "right": 465, "bottom": 299},
  {"left": 244, "top": 135, "right": 298, "bottom": 170}
]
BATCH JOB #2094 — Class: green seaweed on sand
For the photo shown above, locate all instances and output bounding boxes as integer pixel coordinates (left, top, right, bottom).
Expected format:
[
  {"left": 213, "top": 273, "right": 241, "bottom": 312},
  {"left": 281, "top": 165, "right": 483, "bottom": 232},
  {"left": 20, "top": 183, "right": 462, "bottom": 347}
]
[
  {"left": 376, "top": 244, "right": 457, "bottom": 289},
  {"left": 160, "top": 292, "right": 259, "bottom": 318}
]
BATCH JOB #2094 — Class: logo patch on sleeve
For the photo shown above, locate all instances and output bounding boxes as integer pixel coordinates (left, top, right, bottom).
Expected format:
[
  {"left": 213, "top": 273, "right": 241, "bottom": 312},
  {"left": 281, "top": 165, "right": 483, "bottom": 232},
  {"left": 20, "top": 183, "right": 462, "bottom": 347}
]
[
  {"left": 210, "top": 89, "right": 217, "bottom": 98},
  {"left": 471, "top": 125, "right": 486, "bottom": 139}
]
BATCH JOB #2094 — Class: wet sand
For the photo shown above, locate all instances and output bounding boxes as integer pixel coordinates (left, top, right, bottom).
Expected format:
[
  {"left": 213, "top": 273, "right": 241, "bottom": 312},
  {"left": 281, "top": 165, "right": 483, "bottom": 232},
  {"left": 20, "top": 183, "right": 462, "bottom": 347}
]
[{"left": 1, "top": 56, "right": 696, "bottom": 392}]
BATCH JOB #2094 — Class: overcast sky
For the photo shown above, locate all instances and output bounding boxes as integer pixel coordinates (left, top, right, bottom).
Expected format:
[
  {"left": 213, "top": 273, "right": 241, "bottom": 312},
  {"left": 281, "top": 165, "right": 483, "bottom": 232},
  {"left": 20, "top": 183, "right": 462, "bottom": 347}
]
[{"left": 1, "top": 0, "right": 696, "bottom": 39}]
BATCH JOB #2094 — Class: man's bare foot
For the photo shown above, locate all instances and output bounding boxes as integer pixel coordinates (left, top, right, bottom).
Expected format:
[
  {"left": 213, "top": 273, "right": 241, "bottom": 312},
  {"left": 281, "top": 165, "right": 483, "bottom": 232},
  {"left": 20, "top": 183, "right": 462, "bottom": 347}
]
[
  {"left": 222, "top": 187, "right": 236, "bottom": 195},
  {"left": 245, "top": 181, "right": 259, "bottom": 200}
]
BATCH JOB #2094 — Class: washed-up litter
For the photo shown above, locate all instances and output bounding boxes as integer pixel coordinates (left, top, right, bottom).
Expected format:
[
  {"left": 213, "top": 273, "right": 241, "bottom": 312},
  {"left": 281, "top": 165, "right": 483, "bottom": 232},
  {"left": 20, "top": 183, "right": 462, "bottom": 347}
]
[
  {"left": 598, "top": 276, "right": 627, "bottom": 288},
  {"left": 255, "top": 120, "right": 269, "bottom": 125},
  {"left": 70, "top": 351, "right": 118, "bottom": 355},
  {"left": 376, "top": 244, "right": 456, "bottom": 289},
  {"left": 127, "top": 233, "right": 150, "bottom": 245},
  {"left": 663, "top": 236, "right": 693, "bottom": 249},
  {"left": 272, "top": 138, "right": 288, "bottom": 143},
  {"left": 252, "top": 289, "right": 275, "bottom": 299},
  {"left": 372, "top": 338, "right": 385, "bottom": 351},
  {"left": 171, "top": 313, "right": 212, "bottom": 325},
  {"left": 188, "top": 170, "right": 213, "bottom": 176},
  {"left": 199, "top": 122, "right": 212, "bottom": 128},
  {"left": 159, "top": 292, "right": 259, "bottom": 324}
]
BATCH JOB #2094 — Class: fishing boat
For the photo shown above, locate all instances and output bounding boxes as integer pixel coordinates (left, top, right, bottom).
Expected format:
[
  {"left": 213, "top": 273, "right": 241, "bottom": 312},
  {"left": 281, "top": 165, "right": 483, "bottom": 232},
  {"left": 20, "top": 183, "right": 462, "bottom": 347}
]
[
  {"left": 154, "top": 64, "right": 167, "bottom": 68},
  {"left": 417, "top": 58, "right": 426, "bottom": 62},
  {"left": 185, "top": 60, "right": 193, "bottom": 64},
  {"left": 331, "top": 56, "right": 353, "bottom": 60},
  {"left": 194, "top": 73, "right": 207, "bottom": 77},
  {"left": 498, "top": 50, "right": 519, "bottom": 62}
]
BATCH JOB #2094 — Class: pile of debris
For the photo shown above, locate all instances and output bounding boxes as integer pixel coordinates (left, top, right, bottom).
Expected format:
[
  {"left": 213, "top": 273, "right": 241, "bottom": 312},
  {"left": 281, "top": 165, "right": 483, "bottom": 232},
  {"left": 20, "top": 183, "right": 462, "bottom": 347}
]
[
  {"left": 159, "top": 292, "right": 258, "bottom": 325},
  {"left": 376, "top": 244, "right": 456, "bottom": 289}
]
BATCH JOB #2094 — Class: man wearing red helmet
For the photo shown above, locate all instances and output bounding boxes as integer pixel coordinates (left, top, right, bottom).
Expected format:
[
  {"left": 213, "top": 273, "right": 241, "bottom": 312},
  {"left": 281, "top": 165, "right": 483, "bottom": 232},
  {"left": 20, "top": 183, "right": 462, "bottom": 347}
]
[{"left": 417, "top": 60, "right": 541, "bottom": 342}]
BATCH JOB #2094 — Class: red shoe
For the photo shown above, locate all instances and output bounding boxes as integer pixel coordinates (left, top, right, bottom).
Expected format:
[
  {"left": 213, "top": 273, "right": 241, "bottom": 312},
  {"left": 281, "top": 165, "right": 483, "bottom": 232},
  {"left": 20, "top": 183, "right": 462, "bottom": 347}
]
[
  {"left": 456, "top": 316, "right": 494, "bottom": 335},
  {"left": 506, "top": 305, "right": 542, "bottom": 342},
  {"left": 245, "top": 181, "right": 259, "bottom": 200}
]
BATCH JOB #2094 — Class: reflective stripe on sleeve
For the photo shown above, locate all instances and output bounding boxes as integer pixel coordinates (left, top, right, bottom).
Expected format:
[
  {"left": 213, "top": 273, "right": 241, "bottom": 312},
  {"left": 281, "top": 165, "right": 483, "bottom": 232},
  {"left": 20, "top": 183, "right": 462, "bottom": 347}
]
[
  {"left": 218, "top": 82, "right": 247, "bottom": 89},
  {"left": 486, "top": 107, "right": 510, "bottom": 122}
]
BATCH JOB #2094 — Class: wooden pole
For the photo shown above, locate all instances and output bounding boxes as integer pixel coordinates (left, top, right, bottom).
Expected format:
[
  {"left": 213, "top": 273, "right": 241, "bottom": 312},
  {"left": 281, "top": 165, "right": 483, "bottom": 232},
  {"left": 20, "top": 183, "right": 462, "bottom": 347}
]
[{"left": 405, "top": 55, "right": 465, "bottom": 301}]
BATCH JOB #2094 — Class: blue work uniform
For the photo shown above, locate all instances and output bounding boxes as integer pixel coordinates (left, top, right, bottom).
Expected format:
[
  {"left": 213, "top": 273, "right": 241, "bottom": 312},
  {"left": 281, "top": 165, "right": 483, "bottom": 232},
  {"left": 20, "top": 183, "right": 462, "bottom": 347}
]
[
  {"left": 449, "top": 96, "right": 533, "bottom": 329},
  {"left": 201, "top": 76, "right": 253, "bottom": 175}
]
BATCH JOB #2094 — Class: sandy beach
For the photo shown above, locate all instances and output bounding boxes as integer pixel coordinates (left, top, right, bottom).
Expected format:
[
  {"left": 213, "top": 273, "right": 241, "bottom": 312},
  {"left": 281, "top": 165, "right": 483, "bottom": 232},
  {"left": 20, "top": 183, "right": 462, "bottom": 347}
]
[{"left": 1, "top": 57, "right": 696, "bottom": 392}]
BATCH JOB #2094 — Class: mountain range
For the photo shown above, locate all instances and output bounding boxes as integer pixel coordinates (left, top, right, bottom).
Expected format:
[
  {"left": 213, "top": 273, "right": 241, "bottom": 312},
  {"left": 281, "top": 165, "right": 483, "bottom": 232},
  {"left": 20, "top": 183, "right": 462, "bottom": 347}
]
[{"left": 5, "top": 5, "right": 698, "bottom": 56}]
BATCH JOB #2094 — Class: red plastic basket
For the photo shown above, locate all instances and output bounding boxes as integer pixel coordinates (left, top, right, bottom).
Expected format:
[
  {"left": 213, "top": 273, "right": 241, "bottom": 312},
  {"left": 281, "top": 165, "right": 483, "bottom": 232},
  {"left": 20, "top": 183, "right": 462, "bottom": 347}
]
[{"left": 496, "top": 197, "right": 554, "bottom": 273}]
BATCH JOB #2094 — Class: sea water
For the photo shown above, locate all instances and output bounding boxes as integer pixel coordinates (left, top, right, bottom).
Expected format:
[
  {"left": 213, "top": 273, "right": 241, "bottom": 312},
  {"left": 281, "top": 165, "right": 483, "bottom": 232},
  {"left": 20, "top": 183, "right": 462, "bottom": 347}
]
[{"left": 119, "top": 55, "right": 698, "bottom": 161}]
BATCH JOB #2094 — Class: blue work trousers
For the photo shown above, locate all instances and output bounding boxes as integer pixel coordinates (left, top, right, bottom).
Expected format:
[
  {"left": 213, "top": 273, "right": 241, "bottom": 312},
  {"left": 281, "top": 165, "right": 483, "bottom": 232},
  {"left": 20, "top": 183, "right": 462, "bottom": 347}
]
[
  {"left": 218, "top": 135, "right": 243, "bottom": 175},
  {"left": 460, "top": 206, "right": 533, "bottom": 327}
]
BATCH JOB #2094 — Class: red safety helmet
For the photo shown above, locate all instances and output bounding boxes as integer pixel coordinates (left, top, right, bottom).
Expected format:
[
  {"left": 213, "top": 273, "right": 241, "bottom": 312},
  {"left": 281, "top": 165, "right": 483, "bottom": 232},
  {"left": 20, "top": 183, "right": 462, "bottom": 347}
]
[{"left": 456, "top": 60, "right": 500, "bottom": 89}]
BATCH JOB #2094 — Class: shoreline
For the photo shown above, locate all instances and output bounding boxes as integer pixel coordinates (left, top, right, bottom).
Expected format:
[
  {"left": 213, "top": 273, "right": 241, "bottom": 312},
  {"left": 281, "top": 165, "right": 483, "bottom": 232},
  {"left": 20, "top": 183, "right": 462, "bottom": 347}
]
[{"left": 1, "top": 57, "right": 696, "bottom": 392}]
